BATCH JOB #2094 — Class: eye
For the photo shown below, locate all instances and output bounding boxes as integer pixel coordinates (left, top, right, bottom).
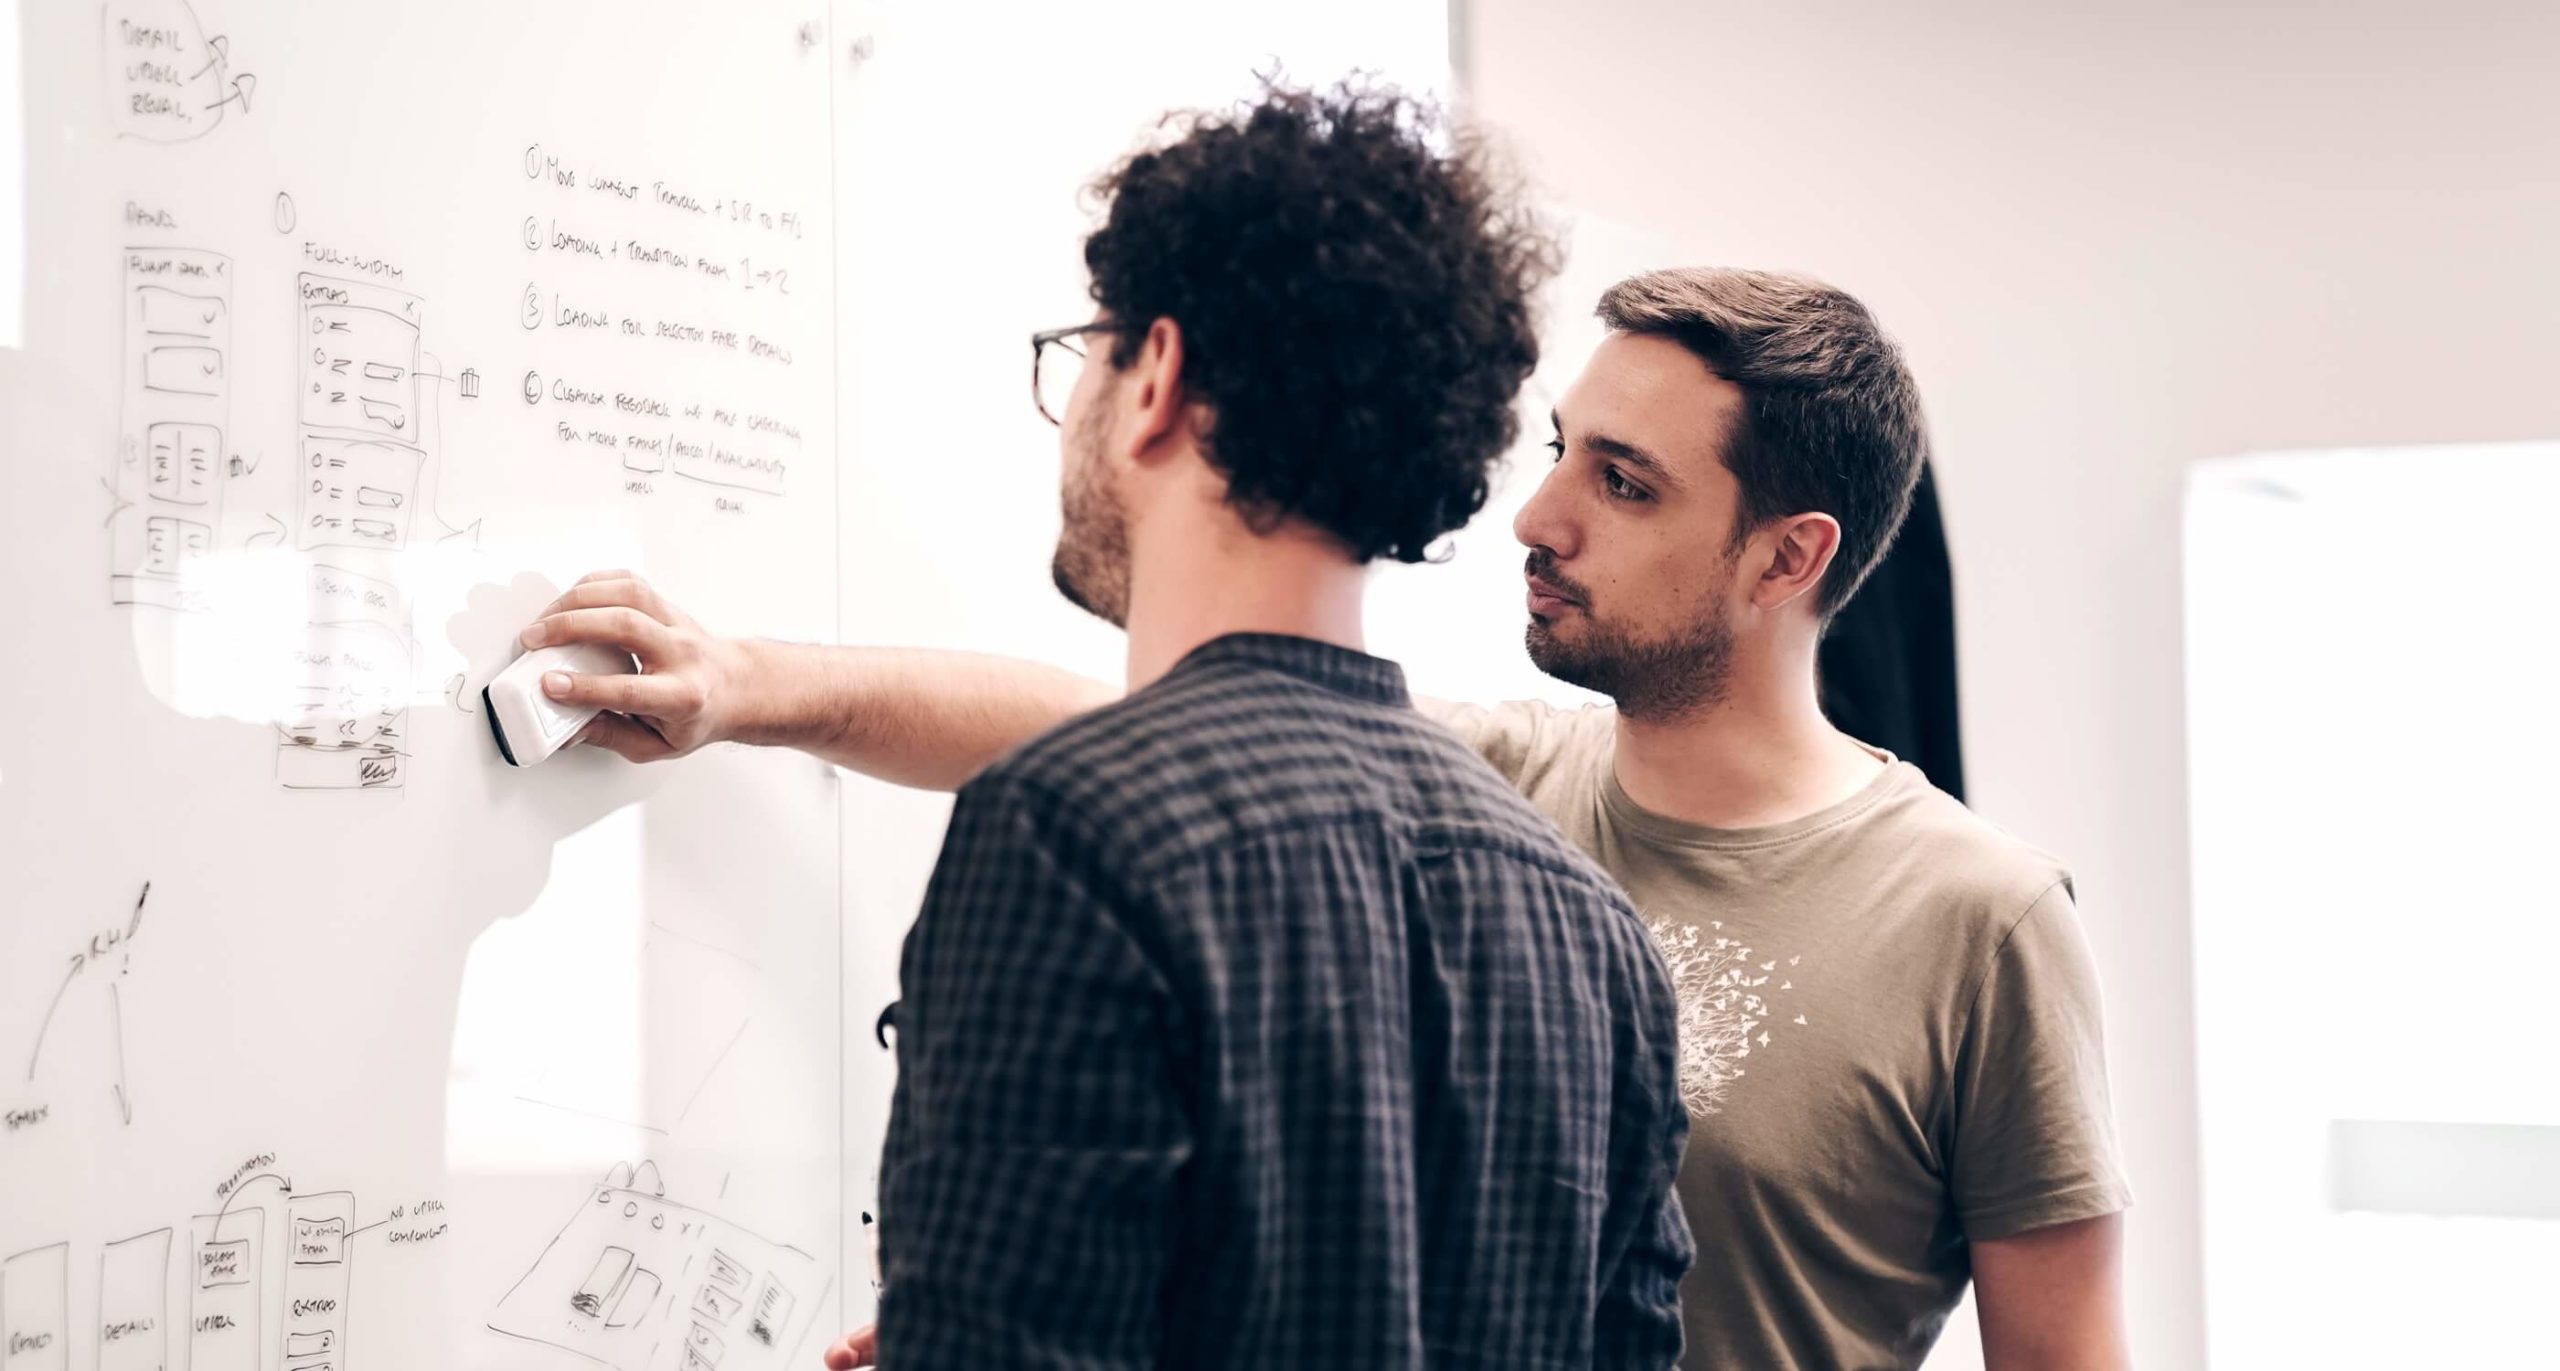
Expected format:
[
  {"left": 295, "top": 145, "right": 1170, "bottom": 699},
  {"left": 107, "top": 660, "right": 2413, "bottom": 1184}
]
[
  {"left": 1603, "top": 466, "right": 1651, "bottom": 502},
  {"left": 1545, "top": 437, "right": 1565, "bottom": 463}
]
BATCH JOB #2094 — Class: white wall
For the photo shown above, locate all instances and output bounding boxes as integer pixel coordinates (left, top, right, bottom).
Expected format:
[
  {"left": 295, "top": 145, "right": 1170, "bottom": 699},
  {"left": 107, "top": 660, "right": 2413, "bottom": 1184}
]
[
  {"left": 2, "top": 0, "right": 22, "bottom": 349},
  {"left": 1450, "top": 2, "right": 2560, "bottom": 1365}
]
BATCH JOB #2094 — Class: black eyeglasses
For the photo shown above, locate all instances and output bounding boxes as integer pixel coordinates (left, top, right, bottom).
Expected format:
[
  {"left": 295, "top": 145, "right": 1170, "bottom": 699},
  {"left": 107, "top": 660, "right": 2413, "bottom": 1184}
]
[{"left": 1031, "top": 322, "right": 1120, "bottom": 426}]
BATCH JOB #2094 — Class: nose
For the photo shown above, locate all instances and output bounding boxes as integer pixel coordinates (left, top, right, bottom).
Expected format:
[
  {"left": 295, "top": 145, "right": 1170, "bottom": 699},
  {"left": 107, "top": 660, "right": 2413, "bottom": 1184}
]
[{"left": 1513, "top": 462, "right": 1577, "bottom": 559}]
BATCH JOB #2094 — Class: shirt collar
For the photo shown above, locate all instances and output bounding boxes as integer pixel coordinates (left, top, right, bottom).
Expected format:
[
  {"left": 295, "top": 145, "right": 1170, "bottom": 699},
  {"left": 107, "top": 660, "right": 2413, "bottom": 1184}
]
[{"left": 1171, "top": 633, "right": 1411, "bottom": 706}]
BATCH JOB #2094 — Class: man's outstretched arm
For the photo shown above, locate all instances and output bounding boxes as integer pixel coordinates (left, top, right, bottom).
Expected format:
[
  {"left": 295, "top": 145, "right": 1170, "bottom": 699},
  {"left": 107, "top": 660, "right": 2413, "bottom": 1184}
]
[{"left": 522, "top": 571, "right": 1118, "bottom": 790}]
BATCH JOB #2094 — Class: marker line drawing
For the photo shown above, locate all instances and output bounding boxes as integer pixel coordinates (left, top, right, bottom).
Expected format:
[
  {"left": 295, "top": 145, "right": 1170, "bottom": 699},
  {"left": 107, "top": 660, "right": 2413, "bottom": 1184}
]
[
  {"left": 648, "top": 921, "right": 763, "bottom": 974},
  {"left": 112, "top": 248, "right": 231, "bottom": 612},
  {"left": 190, "top": 1207, "right": 264, "bottom": 1371},
  {"left": 98, "top": 1227, "right": 173, "bottom": 1371},
  {"left": 105, "top": 1, "right": 251, "bottom": 145},
  {"left": 26, "top": 882, "right": 150, "bottom": 1124},
  {"left": 489, "top": 1162, "right": 825, "bottom": 1371},
  {"left": 109, "top": 981, "right": 131, "bottom": 1124},
  {"left": 25, "top": 958, "right": 82, "bottom": 1081},
  {"left": 668, "top": 464, "right": 784, "bottom": 497},
  {"left": 419, "top": 350, "right": 482, "bottom": 550},
  {"left": 281, "top": 1191, "right": 356, "bottom": 1371},
  {"left": 514, "top": 1096, "right": 671, "bottom": 1137},
  {"left": 1, "top": 1242, "right": 70, "bottom": 1371},
  {"left": 275, "top": 562, "right": 413, "bottom": 790},
  {"left": 672, "top": 1020, "right": 751, "bottom": 1132},
  {"left": 208, "top": 1172, "right": 292, "bottom": 1233}
]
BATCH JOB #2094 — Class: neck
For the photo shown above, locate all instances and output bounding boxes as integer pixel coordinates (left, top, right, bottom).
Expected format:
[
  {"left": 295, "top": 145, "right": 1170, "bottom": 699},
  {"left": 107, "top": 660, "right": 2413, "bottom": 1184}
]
[
  {"left": 1121, "top": 500, "right": 1369, "bottom": 690},
  {"left": 1610, "top": 629, "right": 1884, "bottom": 830}
]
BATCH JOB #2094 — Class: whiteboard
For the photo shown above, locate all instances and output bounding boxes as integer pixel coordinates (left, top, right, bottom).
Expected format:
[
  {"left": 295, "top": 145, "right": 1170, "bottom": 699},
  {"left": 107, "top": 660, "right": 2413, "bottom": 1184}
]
[{"left": 2, "top": 2, "right": 845, "bottom": 1368}]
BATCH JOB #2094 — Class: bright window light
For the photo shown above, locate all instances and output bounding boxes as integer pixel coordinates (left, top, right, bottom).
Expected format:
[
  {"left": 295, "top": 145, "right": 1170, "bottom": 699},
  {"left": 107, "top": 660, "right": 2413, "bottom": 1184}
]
[{"left": 2186, "top": 444, "right": 2560, "bottom": 1368}]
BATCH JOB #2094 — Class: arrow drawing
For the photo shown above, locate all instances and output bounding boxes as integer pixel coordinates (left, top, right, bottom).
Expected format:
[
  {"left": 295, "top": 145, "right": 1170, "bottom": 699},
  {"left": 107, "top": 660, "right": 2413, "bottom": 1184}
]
[
  {"left": 110, "top": 982, "right": 132, "bottom": 1125},
  {"left": 26, "top": 882, "right": 150, "bottom": 1126},
  {"left": 211, "top": 1171, "right": 294, "bottom": 1231},
  {"left": 206, "top": 73, "right": 257, "bottom": 115},
  {"left": 246, "top": 512, "right": 288, "bottom": 549},
  {"left": 190, "top": 34, "right": 232, "bottom": 81},
  {"left": 26, "top": 956, "right": 81, "bottom": 1081}
]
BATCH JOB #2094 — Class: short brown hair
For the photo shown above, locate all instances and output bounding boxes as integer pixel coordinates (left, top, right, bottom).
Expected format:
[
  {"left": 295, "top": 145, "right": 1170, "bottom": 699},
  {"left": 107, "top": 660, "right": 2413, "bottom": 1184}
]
[{"left": 1596, "top": 268, "right": 1927, "bottom": 617}]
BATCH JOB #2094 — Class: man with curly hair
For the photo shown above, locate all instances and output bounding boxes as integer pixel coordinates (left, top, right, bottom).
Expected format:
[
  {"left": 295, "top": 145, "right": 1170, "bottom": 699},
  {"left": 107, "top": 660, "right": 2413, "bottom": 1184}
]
[{"left": 529, "top": 82, "right": 1692, "bottom": 1369}]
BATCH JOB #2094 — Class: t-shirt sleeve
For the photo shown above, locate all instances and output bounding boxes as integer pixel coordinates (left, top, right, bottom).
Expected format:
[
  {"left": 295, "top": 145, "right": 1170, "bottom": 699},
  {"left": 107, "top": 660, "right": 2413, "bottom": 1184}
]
[
  {"left": 1416, "top": 697, "right": 1614, "bottom": 794},
  {"left": 1947, "top": 880, "right": 2133, "bottom": 1241}
]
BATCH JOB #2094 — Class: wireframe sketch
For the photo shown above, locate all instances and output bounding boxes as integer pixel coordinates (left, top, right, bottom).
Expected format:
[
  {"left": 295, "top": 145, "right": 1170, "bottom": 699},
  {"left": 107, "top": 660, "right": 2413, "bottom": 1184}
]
[
  {"left": 489, "top": 1162, "right": 823, "bottom": 1371},
  {"left": 111, "top": 247, "right": 231, "bottom": 612},
  {"left": 297, "top": 274, "right": 425, "bottom": 550},
  {"left": 97, "top": 1227, "right": 172, "bottom": 1371},
  {"left": 1, "top": 1242, "right": 70, "bottom": 1371},
  {"left": 281, "top": 1192, "right": 355, "bottom": 1371},
  {"left": 271, "top": 274, "right": 431, "bottom": 790},
  {"left": 275, "top": 563, "right": 413, "bottom": 790},
  {"left": 188, "top": 1208, "right": 262, "bottom": 1371}
]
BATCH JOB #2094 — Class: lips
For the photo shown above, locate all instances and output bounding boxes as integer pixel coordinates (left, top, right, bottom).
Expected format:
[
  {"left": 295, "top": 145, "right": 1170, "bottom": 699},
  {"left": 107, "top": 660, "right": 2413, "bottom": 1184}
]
[{"left": 1526, "top": 575, "right": 1583, "bottom": 614}]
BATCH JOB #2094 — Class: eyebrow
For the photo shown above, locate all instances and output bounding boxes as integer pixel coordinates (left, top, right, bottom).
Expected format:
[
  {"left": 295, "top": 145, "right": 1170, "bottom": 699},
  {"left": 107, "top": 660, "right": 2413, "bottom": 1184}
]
[{"left": 1552, "top": 409, "right": 1684, "bottom": 491}]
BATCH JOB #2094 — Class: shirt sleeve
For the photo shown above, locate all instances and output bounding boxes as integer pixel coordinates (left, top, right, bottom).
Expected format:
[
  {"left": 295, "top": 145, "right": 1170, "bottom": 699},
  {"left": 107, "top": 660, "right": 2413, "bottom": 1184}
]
[
  {"left": 1947, "top": 880, "right": 2134, "bottom": 1240},
  {"left": 877, "top": 772, "right": 1189, "bottom": 1369},
  {"left": 1594, "top": 1132, "right": 1693, "bottom": 1370},
  {"left": 1594, "top": 925, "right": 1694, "bottom": 1370},
  {"left": 1416, "top": 697, "right": 1614, "bottom": 794}
]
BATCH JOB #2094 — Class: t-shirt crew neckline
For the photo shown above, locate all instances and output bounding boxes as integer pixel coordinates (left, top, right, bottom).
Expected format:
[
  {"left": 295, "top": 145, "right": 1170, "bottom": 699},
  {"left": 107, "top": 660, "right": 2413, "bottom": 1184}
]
[{"left": 1598, "top": 742, "right": 1920, "bottom": 853}]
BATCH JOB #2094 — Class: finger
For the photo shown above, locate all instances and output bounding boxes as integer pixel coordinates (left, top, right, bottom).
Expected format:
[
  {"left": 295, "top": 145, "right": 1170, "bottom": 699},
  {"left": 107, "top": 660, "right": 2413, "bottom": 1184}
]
[
  {"left": 524, "top": 606, "right": 676, "bottom": 662},
  {"left": 542, "top": 669, "right": 703, "bottom": 720},
  {"left": 536, "top": 577, "right": 677, "bottom": 625},
  {"left": 822, "top": 1331, "right": 874, "bottom": 1371},
  {"left": 538, "top": 569, "right": 645, "bottom": 617},
  {"left": 571, "top": 711, "right": 678, "bottom": 763}
]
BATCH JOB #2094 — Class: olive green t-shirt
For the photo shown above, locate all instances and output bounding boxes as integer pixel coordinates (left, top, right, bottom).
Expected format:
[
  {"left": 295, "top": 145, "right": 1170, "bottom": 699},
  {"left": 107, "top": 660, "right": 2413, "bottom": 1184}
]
[{"left": 1424, "top": 699, "right": 2130, "bottom": 1371}]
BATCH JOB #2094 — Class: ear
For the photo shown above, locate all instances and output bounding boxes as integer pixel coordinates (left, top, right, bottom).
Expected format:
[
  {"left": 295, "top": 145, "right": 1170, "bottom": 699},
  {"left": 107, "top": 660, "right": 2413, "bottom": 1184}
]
[
  {"left": 1751, "top": 512, "right": 1843, "bottom": 614},
  {"left": 1120, "top": 317, "right": 1190, "bottom": 466}
]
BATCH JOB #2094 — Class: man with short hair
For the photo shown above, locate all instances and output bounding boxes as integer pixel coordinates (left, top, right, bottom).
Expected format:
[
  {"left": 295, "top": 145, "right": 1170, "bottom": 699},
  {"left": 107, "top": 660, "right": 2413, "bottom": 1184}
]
[
  {"left": 1444, "top": 268, "right": 2132, "bottom": 1368},
  {"left": 531, "top": 83, "right": 1692, "bottom": 1370}
]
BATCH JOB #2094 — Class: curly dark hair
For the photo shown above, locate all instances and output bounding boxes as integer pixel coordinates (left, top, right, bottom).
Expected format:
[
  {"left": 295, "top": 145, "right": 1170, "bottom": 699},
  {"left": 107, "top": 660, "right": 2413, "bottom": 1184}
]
[{"left": 1082, "top": 78, "right": 1559, "bottom": 564}]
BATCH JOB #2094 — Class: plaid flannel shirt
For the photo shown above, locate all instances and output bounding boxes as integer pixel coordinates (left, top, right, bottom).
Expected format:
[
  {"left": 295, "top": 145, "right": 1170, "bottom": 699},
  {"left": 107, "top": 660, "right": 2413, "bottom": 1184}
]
[{"left": 879, "top": 634, "right": 1691, "bottom": 1369}]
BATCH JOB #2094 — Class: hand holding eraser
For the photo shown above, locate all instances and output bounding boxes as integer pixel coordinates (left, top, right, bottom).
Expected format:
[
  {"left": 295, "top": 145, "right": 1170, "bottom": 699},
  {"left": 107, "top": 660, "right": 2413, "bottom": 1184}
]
[{"left": 484, "top": 641, "right": 636, "bottom": 767}]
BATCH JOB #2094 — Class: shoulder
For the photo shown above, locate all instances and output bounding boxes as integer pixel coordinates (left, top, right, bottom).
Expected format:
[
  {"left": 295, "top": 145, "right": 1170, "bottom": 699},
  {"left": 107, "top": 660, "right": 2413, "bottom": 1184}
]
[
  {"left": 1871, "top": 767, "right": 2071, "bottom": 915},
  {"left": 985, "top": 666, "right": 1625, "bottom": 889},
  {"left": 973, "top": 659, "right": 1465, "bottom": 866},
  {"left": 1417, "top": 697, "right": 1615, "bottom": 798}
]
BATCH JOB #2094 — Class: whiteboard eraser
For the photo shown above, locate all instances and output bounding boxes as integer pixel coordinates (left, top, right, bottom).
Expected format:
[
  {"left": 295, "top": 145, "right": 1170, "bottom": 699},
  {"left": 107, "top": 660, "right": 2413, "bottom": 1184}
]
[{"left": 483, "top": 642, "right": 636, "bottom": 767}]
